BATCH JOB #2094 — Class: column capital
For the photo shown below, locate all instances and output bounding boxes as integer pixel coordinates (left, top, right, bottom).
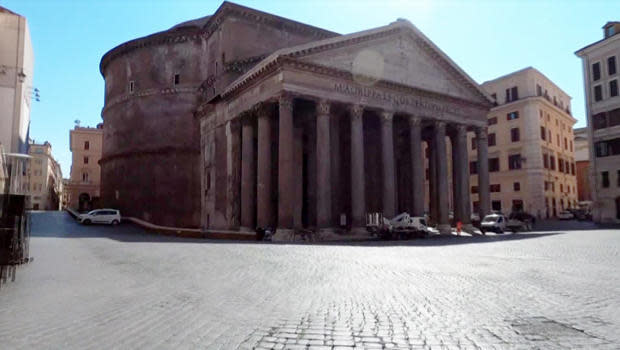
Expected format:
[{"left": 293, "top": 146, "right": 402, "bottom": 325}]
[
  {"left": 455, "top": 123, "right": 467, "bottom": 133},
  {"left": 408, "top": 115, "right": 422, "bottom": 127},
  {"left": 475, "top": 127, "right": 488, "bottom": 139},
  {"left": 380, "top": 110, "right": 394, "bottom": 124},
  {"left": 350, "top": 104, "right": 364, "bottom": 119},
  {"left": 317, "top": 99, "right": 331, "bottom": 116},
  {"left": 279, "top": 93, "right": 294, "bottom": 112},
  {"left": 434, "top": 120, "right": 446, "bottom": 130},
  {"left": 254, "top": 102, "right": 273, "bottom": 119}
]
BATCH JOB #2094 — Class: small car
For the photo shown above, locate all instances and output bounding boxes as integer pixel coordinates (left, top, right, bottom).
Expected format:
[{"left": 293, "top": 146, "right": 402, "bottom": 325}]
[
  {"left": 480, "top": 213, "right": 507, "bottom": 233},
  {"left": 507, "top": 212, "right": 535, "bottom": 232},
  {"left": 558, "top": 211, "right": 574, "bottom": 220},
  {"left": 78, "top": 209, "right": 121, "bottom": 225}
]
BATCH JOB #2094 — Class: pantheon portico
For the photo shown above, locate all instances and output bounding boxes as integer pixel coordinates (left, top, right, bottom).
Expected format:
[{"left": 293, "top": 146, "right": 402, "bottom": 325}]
[{"left": 198, "top": 19, "right": 493, "bottom": 237}]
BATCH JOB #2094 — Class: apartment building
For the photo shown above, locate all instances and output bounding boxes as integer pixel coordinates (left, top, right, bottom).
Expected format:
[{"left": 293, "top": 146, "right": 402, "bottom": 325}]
[
  {"left": 28, "top": 141, "right": 63, "bottom": 210},
  {"left": 0, "top": 6, "right": 34, "bottom": 155},
  {"left": 65, "top": 124, "right": 103, "bottom": 211},
  {"left": 468, "top": 67, "right": 578, "bottom": 218},
  {"left": 576, "top": 22, "right": 620, "bottom": 223}
]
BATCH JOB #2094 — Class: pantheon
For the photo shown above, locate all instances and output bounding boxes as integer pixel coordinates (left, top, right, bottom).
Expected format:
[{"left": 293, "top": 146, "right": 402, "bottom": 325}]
[{"left": 100, "top": 1, "right": 492, "bottom": 237}]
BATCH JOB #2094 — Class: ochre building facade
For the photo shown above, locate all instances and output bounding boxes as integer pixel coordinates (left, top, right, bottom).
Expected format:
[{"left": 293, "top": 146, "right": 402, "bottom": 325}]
[{"left": 100, "top": 2, "right": 492, "bottom": 234}]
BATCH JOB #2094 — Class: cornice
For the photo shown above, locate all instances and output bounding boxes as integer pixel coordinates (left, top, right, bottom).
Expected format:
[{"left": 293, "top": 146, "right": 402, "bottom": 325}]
[
  {"left": 102, "top": 86, "right": 201, "bottom": 115},
  {"left": 222, "top": 57, "right": 491, "bottom": 111},
  {"left": 100, "top": 146, "right": 200, "bottom": 164},
  {"left": 99, "top": 2, "right": 337, "bottom": 77}
]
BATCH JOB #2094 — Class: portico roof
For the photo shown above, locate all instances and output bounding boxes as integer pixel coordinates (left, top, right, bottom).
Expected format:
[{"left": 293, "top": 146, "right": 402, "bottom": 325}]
[{"left": 221, "top": 19, "right": 493, "bottom": 106}]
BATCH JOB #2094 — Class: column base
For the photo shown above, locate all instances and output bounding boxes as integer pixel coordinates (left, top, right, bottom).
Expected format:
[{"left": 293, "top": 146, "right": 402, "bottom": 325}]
[
  {"left": 239, "top": 226, "right": 255, "bottom": 233},
  {"left": 272, "top": 228, "right": 295, "bottom": 242},
  {"left": 437, "top": 224, "right": 452, "bottom": 235},
  {"left": 349, "top": 226, "right": 369, "bottom": 235}
]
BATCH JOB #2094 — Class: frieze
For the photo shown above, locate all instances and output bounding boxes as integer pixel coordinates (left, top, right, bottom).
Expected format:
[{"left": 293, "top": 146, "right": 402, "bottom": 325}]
[{"left": 333, "top": 82, "right": 458, "bottom": 116}]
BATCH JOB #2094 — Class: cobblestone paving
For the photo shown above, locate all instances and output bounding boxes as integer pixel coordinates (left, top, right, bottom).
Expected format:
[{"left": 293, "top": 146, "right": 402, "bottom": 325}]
[{"left": 0, "top": 212, "right": 619, "bottom": 349}]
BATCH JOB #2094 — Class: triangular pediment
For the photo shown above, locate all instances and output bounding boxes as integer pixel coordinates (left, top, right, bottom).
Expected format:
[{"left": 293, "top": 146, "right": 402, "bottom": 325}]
[{"left": 289, "top": 22, "right": 491, "bottom": 104}]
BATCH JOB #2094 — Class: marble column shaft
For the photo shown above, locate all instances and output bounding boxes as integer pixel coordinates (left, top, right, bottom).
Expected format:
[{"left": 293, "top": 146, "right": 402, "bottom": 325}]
[
  {"left": 434, "top": 121, "right": 450, "bottom": 230},
  {"left": 381, "top": 111, "right": 396, "bottom": 218},
  {"left": 350, "top": 105, "right": 365, "bottom": 229},
  {"left": 454, "top": 125, "right": 471, "bottom": 224},
  {"left": 240, "top": 115, "right": 256, "bottom": 229},
  {"left": 409, "top": 116, "right": 424, "bottom": 217},
  {"left": 429, "top": 138, "right": 438, "bottom": 224},
  {"left": 477, "top": 128, "right": 491, "bottom": 218},
  {"left": 256, "top": 104, "right": 273, "bottom": 228},
  {"left": 316, "top": 100, "right": 332, "bottom": 229},
  {"left": 277, "top": 94, "right": 295, "bottom": 229}
]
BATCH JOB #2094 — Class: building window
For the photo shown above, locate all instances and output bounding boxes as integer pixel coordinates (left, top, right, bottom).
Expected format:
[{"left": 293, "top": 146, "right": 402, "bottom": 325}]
[
  {"left": 609, "top": 56, "right": 617, "bottom": 76},
  {"left": 510, "top": 128, "right": 520, "bottom": 142},
  {"left": 488, "top": 117, "right": 497, "bottom": 125},
  {"left": 489, "top": 158, "right": 500, "bottom": 172},
  {"left": 543, "top": 154, "right": 549, "bottom": 168},
  {"left": 552, "top": 182, "right": 555, "bottom": 192},
  {"left": 540, "top": 126, "right": 546, "bottom": 140},
  {"left": 593, "top": 112, "right": 608, "bottom": 129},
  {"left": 471, "top": 186, "right": 479, "bottom": 194},
  {"left": 536, "top": 84, "right": 542, "bottom": 96},
  {"left": 557, "top": 134, "right": 560, "bottom": 147},
  {"left": 129, "top": 80, "right": 135, "bottom": 93},
  {"left": 548, "top": 130, "right": 552, "bottom": 142},
  {"left": 571, "top": 162, "right": 575, "bottom": 175},
  {"left": 610, "top": 108, "right": 620, "bottom": 127},
  {"left": 593, "top": 62, "right": 601, "bottom": 81},
  {"left": 490, "top": 184, "right": 501, "bottom": 192},
  {"left": 610, "top": 80, "right": 618, "bottom": 97},
  {"left": 508, "top": 154, "right": 522, "bottom": 170},
  {"left": 560, "top": 184, "right": 563, "bottom": 192},
  {"left": 594, "top": 138, "right": 620, "bottom": 157},
  {"left": 174, "top": 74, "right": 180, "bottom": 85},
  {"left": 544, "top": 182, "right": 548, "bottom": 191},
  {"left": 550, "top": 155, "right": 556, "bottom": 170},
  {"left": 507, "top": 111, "right": 519, "bottom": 120},
  {"left": 594, "top": 85, "right": 603, "bottom": 101},
  {"left": 492, "top": 200, "right": 502, "bottom": 211},
  {"left": 559, "top": 159, "right": 564, "bottom": 172},
  {"left": 82, "top": 172, "right": 89, "bottom": 182},
  {"left": 570, "top": 140, "right": 573, "bottom": 152},
  {"left": 512, "top": 200, "right": 524, "bottom": 212},
  {"left": 505, "top": 86, "right": 519, "bottom": 102},
  {"left": 488, "top": 133, "right": 496, "bottom": 146},
  {"left": 602, "top": 171, "right": 609, "bottom": 188},
  {"left": 564, "top": 137, "right": 568, "bottom": 150},
  {"left": 469, "top": 161, "right": 478, "bottom": 174},
  {"left": 85, "top": 141, "right": 90, "bottom": 150},
  {"left": 513, "top": 182, "right": 520, "bottom": 191},
  {"left": 617, "top": 170, "right": 620, "bottom": 187},
  {"left": 84, "top": 156, "right": 89, "bottom": 164}
]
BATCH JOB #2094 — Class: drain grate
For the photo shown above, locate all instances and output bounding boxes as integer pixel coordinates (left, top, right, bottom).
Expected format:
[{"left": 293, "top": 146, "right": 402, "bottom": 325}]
[{"left": 510, "top": 316, "right": 592, "bottom": 341}]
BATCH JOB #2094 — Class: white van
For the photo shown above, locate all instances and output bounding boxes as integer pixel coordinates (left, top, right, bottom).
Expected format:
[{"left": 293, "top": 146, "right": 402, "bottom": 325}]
[{"left": 78, "top": 209, "right": 121, "bottom": 225}]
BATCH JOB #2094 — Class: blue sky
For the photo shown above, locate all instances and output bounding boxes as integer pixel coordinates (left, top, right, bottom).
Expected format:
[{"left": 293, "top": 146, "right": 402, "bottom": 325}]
[{"left": 1, "top": 0, "right": 618, "bottom": 176}]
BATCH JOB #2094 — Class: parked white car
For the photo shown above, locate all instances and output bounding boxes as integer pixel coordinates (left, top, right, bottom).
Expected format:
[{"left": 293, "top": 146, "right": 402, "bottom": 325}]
[
  {"left": 558, "top": 211, "right": 574, "bottom": 220},
  {"left": 480, "top": 214, "right": 507, "bottom": 233},
  {"left": 78, "top": 209, "right": 121, "bottom": 225}
]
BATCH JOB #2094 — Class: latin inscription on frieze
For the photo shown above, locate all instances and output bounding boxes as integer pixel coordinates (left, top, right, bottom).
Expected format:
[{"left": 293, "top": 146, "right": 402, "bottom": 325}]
[{"left": 333, "top": 83, "right": 457, "bottom": 116}]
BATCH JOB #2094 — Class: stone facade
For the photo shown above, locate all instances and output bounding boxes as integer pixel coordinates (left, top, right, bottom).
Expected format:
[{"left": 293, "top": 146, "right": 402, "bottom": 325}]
[
  {"left": 65, "top": 125, "right": 103, "bottom": 211},
  {"left": 471, "top": 67, "right": 578, "bottom": 218},
  {"left": 576, "top": 22, "right": 620, "bottom": 223},
  {"left": 99, "top": 2, "right": 338, "bottom": 228},
  {"left": 100, "top": 2, "right": 492, "bottom": 233},
  {"left": 0, "top": 6, "right": 34, "bottom": 155},
  {"left": 574, "top": 127, "right": 592, "bottom": 202},
  {"left": 27, "top": 141, "right": 62, "bottom": 210},
  {"left": 196, "top": 6, "right": 493, "bottom": 237}
]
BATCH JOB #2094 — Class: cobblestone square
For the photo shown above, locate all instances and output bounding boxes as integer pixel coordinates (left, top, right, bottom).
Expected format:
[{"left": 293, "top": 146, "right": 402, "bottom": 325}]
[{"left": 1, "top": 212, "right": 619, "bottom": 349}]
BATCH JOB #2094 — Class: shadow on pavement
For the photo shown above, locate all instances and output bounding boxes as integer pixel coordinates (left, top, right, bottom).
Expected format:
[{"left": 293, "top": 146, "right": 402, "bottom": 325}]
[{"left": 31, "top": 211, "right": 613, "bottom": 247}]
